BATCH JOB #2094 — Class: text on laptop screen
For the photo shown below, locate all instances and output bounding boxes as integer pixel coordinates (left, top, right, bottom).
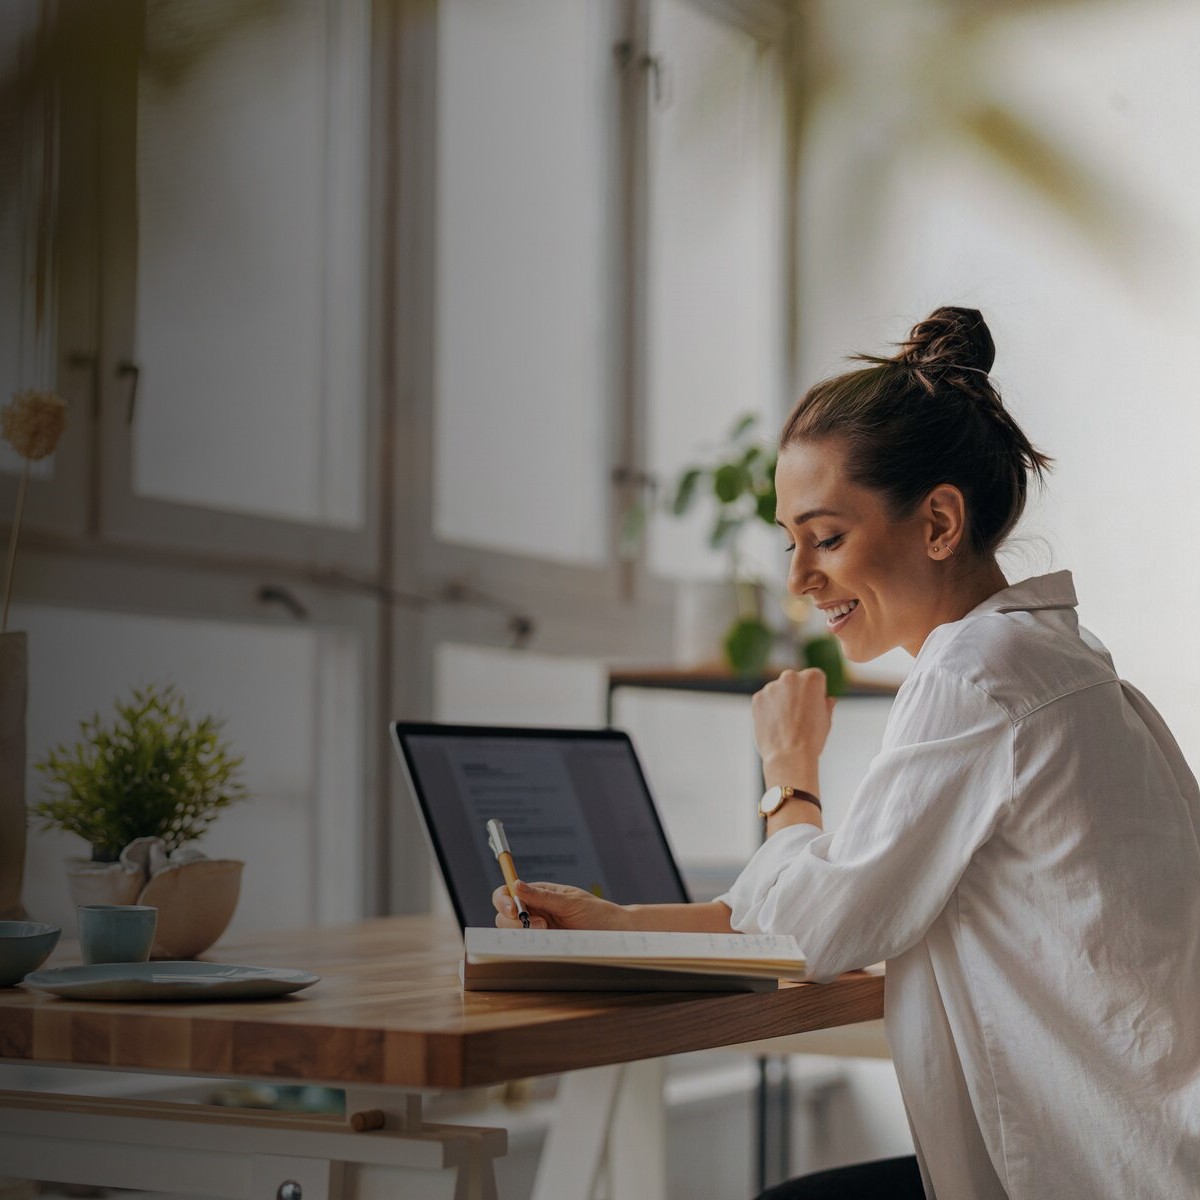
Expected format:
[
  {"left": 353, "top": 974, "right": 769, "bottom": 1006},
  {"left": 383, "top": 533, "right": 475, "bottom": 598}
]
[{"left": 395, "top": 728, "right": 689, "bottom": 928}]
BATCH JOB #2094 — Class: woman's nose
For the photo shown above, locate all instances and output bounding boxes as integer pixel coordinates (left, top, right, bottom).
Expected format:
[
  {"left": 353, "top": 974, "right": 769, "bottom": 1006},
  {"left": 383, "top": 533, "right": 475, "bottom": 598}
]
[{"left": 788, "top": 550, "right": 823, "bottom": 596}]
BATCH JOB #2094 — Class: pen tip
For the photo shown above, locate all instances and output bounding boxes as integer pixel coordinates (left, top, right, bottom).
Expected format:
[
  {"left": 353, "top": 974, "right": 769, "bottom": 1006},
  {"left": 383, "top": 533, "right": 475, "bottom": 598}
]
[{"left": 520, "top": 913, "right": 530, "bottom": 929}]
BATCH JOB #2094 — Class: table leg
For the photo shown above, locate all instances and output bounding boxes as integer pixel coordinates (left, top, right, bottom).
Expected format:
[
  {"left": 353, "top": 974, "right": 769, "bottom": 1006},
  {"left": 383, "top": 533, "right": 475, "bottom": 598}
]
[
  {"left": 531, "top": 1060, "right": 666, "bottom": 1200},
  {"left": 607, "top": 1058, "right": 666, "bottom": 1200},
  {"left": 530, "top": 1064, "right": 622, "bottom": 1200},
  {"left": 754, "top": 1055, "right": 793, "bottom": 1192}
]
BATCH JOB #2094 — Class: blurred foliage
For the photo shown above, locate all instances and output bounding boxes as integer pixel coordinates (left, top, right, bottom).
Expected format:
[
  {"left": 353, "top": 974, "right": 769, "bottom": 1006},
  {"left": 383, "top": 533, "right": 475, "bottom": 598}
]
[
  {"left": 669, "top": 412, "right": 780, "bottom": 675},
  {"left": 791, "top": 0, "right": 1159, "bottom": 282},
  {"left": 669, "top": 412, "right": 778, "bottom": 558},
  {"left": 724, "top": 616, "right": 775, "bottom": 677}
]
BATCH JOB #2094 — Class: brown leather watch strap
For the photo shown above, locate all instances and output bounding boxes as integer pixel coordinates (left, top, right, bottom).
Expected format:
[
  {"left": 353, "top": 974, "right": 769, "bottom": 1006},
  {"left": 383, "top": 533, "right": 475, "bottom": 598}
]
[{"left": 782, "top": 787, "right": 821, "bottom": 811}]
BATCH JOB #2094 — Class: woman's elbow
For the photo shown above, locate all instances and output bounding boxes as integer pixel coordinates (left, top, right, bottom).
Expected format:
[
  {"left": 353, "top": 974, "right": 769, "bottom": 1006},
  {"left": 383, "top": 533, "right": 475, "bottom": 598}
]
[{"left": 801, "top": 938, "right": 870, "bottom": 983}]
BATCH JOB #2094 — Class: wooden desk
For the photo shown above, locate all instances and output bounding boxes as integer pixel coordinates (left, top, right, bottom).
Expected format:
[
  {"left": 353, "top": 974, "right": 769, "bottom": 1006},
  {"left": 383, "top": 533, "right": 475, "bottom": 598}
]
[{"left": 0, "top": 917, "right": 884, "bottom": 1199}]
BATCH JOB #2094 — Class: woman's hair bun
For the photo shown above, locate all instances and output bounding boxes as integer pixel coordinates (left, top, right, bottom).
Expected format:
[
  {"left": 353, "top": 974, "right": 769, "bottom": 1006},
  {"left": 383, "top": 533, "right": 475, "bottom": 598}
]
[
  {"left": 898, "top": 306, "right": 995, "bottom": 375},
  {"left": 782, "top": 303, "right": 1052, "bottom": 559}
]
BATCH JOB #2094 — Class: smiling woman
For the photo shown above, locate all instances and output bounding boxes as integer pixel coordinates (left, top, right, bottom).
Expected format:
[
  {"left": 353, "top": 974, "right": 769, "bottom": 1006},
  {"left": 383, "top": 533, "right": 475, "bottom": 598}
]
[
  {"left": 771, "top": 306, "right": 1049, "bottom": 663},
  {"left": 495, "top": 307, "right": 1200, "bottom": 1200}
]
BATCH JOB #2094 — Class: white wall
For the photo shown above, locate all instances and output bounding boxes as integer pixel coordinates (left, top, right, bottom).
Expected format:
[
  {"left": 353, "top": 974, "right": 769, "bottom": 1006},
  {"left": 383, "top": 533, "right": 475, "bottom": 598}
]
[
  {"left": 18, "top": 604, "right": 364, "bottom": 933},
  {"left": 797, "top": 0, "right": 1200, "bottom": 766}
]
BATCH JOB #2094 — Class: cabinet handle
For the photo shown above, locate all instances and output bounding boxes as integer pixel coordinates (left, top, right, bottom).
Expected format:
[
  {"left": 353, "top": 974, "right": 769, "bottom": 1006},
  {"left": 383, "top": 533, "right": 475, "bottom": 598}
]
[{"left": 116, "top": 360, "right": 141, "bottom": 424}]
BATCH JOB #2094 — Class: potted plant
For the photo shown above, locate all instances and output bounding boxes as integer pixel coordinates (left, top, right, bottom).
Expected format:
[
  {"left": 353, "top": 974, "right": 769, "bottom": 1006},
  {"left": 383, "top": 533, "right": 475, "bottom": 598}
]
[
  {"left": 32, "top": 683, "right": 250, "bottom": 958},
  {"left": 668, "top": 413, "right": 846, "bottom": 687}
]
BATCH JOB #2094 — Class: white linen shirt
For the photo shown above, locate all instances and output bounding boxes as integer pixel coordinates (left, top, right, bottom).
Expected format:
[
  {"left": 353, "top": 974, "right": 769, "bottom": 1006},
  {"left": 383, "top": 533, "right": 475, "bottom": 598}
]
[{"left": 719, "top": 572, "right": 1200, "bottom": 1199}]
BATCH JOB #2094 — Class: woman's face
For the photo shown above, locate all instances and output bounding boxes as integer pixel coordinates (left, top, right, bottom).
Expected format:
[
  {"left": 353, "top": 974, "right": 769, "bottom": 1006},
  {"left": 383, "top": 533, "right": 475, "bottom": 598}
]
[{"left": 775, "top": 439, "right": 945, "bottom": 661}]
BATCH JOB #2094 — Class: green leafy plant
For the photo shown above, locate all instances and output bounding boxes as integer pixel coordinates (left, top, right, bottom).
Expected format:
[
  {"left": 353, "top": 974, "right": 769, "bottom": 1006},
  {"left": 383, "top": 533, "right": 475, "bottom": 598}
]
[
  {"left": 33, "top": 684, "right": 248, "bottom": 862},
  {"left": 668, "top": 412, "right": 846, "bottom": 687},
  {"left": 669, "top": 413, "right": 779, "bottom": 675},
  {"left": 670, "top": 413, "right": 778, "bottom": 569}
]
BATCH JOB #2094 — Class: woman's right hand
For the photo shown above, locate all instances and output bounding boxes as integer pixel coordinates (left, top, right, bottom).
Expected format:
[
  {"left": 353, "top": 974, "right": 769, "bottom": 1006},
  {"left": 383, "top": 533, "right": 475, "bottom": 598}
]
[
  {"left": 751, "top": 666, "right": 835, "bottom": 790},
  {"left": 492, "top": 881, "right": 631, "bottom": 931}
]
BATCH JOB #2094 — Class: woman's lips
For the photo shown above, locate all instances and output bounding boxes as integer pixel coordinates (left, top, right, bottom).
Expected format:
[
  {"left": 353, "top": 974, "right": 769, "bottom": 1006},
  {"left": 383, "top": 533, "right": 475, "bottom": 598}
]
[{"left": 825, "top": 601, "right": 859, "bottom": 634}]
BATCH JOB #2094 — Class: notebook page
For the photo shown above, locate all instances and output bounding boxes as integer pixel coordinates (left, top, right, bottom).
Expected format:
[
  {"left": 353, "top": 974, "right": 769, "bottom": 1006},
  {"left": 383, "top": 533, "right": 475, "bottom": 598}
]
[{"left": 465, "top": 927, "right": 805, "bottom": 965}]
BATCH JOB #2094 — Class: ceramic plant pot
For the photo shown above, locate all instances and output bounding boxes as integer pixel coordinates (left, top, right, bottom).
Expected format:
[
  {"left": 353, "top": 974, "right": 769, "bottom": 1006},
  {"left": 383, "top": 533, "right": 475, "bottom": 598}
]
[
  {"left": 0, "top": 632, "right": 29, "bottom": 921},
  {"left": 65, "top": 837, "right": 244, "bottom": 959},
  {"left": 64, "top": 856, "right": 146, "bottom": 907}
]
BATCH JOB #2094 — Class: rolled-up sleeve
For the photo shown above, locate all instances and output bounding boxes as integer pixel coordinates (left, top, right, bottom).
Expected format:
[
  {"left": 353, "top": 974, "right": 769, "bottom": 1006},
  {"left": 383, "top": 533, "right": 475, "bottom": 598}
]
[{"left": 719, "top": 668, "right": 1014, "bottom": 981}]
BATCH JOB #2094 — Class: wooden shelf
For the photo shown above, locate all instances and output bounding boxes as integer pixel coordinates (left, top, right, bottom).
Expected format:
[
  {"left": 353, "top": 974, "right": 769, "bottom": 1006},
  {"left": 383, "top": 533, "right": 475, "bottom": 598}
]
[{"left": 607, "top": 666, "right": 899, "bottom": 699}]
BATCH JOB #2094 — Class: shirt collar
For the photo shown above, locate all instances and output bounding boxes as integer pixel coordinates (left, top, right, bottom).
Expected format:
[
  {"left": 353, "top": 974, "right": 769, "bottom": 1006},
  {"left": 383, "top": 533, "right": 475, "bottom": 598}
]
[{"left": 966, "top": 570, "right": 1078, "bottom": 618}]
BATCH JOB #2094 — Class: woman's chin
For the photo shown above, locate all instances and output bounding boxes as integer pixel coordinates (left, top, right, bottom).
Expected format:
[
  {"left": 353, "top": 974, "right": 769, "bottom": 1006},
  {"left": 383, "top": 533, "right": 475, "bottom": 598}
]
[{"left": 837, "top": 637, "right": 878, "bottom": 665}]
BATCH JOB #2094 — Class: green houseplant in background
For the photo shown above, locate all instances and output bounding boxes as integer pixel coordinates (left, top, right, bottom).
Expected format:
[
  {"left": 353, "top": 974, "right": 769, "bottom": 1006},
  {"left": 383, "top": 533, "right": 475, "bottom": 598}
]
[
  {"left": 669, "top": 413, "right": 777, "bottom": 675},
  {"left": 669, "top": 413, "right": 846, "bottom": 689},
  {"left": 33, "top": 683, "right": 248, "bottom": 862}
]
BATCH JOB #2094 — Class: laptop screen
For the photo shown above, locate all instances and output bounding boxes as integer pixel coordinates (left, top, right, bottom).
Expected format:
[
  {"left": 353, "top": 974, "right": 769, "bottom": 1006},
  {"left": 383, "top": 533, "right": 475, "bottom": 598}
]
[{"left": 391, "top": 723, "right": 691, "bottom": 929}]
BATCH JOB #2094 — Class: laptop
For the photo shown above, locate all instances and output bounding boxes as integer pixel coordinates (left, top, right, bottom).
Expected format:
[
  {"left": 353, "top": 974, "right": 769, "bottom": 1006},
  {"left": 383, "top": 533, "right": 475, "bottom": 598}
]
[{"left": 390, "top": 722, "right": 691, "bottom": 929}]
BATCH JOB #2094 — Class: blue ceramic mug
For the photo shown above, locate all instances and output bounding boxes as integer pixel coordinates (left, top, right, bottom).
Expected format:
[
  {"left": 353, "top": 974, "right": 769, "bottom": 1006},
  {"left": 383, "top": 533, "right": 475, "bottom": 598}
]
[{"left": 77, "top": 905, "right": 158, "bottom": 965}]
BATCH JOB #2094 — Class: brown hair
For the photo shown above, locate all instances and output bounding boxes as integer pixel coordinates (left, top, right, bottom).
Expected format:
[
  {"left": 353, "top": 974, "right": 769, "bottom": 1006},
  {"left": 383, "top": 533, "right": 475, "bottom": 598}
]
[{"left": 780, "top": 306, "right": 1052, "bottom": 557}]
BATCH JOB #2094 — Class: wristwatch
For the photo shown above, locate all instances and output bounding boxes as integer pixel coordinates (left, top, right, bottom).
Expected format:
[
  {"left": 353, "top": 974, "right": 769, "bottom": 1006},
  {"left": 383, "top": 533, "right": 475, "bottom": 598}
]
[{"left": 758, "top": 785, "right": 822, "bottom": 818}]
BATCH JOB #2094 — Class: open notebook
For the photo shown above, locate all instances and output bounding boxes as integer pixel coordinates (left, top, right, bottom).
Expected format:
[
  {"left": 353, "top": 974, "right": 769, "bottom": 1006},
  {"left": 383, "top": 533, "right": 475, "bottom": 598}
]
[{"left": 462, "top": 927, "right": 808, "bottom": 992}]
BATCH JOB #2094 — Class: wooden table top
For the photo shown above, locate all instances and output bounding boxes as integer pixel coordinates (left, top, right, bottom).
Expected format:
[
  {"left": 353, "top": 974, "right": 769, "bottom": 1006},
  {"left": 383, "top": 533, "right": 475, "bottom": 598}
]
[{"left": 0, "top": 916, "right": 884, "bottom": 1090}]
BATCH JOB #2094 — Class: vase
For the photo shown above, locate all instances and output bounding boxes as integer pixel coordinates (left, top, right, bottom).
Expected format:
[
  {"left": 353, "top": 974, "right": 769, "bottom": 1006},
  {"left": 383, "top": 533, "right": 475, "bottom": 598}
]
[{"left": 0, "top": 632, "right": 28, "bottom": 921}]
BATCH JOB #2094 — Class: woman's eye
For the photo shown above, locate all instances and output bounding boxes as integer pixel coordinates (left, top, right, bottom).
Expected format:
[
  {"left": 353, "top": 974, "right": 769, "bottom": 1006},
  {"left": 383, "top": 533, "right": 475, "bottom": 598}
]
[
  {"left": 814, "top": 534, "right": 843, "bottom": 551},
  {"left": 783, "top": 544, "right": 795, "bottom": 555}
]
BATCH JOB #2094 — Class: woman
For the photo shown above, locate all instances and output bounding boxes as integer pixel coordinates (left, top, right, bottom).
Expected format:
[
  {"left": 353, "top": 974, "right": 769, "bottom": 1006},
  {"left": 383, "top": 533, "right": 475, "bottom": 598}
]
[{"left": 494, "top": 307, "right": 1200, "bottom": 1199}]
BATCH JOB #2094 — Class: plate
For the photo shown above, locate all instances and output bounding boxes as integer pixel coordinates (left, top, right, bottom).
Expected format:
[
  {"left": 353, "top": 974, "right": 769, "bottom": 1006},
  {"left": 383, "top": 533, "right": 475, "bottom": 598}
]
[{"left": 24, "top": 961, "right": 320, "bottom": 1002}]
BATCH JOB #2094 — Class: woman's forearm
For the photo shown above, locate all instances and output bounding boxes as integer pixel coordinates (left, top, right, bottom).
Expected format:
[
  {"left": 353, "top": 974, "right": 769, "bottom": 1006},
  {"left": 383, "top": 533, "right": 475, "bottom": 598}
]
[{"left": 624, "top": 900, "right": 735, "bottom": 933}]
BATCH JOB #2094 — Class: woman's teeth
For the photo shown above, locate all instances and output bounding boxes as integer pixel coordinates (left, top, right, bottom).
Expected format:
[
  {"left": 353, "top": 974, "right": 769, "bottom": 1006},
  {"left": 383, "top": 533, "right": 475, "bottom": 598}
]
[{"left": 826, "top": 600, "right": 859, "bottom": 625}]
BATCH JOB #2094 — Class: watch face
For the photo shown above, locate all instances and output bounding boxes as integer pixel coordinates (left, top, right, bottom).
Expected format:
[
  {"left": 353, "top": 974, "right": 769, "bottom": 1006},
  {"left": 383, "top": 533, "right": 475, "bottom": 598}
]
[{"left": 759, "top": 786, "right": 784, "bottom": 815}]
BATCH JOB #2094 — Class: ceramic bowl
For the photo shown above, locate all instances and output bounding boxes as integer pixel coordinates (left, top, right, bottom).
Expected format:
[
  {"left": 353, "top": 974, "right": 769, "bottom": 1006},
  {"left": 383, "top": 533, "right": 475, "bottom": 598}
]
[{"left": 0, "top": 921, "right": 61, "bottom": 987}]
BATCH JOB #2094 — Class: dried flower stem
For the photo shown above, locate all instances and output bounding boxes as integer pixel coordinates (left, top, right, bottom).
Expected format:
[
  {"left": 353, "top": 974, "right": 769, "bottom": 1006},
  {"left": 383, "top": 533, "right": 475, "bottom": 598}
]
[
  {"left": 0, "top": 388, "right": 67, "bottom": 634},
  {"left": 2, "top": 461, "right": 29, "bottom": 634}
]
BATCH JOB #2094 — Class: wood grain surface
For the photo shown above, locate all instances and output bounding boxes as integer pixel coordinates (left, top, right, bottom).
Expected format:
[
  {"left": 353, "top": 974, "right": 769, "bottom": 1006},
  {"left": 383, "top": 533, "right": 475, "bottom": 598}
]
[{"left": 0, "top": 916, "right": 883, "bottom": 1089}]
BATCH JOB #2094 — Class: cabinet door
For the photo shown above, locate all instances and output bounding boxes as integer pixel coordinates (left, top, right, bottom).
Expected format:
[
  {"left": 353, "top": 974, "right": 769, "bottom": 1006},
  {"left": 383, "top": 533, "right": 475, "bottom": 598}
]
[
  {"left": 98, "top": 0, "right": 377, "bottom": 568},
  {"left": 430, "top": 0, "right": 618, "bottom": 573}
]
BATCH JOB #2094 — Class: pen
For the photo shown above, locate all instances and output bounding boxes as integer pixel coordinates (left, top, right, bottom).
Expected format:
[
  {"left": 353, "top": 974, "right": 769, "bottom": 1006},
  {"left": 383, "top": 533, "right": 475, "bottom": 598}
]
[{"left": 486, "top": 818, "right": 530, "bottom": 928}]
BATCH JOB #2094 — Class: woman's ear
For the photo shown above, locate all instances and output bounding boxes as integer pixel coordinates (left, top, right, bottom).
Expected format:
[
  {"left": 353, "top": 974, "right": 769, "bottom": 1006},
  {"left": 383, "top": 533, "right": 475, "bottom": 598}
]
[{"left": 923, "top": 484, "right": 967, "bottom": 560}]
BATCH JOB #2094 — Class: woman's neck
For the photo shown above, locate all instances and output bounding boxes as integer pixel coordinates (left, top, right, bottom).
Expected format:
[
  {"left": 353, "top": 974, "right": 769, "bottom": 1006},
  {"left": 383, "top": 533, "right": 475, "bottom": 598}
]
[{"left": 906, "top": 558, "right": 1009, "bottom": 656}]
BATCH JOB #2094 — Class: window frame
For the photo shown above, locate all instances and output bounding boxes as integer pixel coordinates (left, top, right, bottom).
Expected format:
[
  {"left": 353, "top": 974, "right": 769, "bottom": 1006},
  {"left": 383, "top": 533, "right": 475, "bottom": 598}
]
[
  {"left": 385, "top": 0, "right": 799, "bottom": 663},
  {"left": 8, "top": 0, "right": 800, "bottom": 921}
]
